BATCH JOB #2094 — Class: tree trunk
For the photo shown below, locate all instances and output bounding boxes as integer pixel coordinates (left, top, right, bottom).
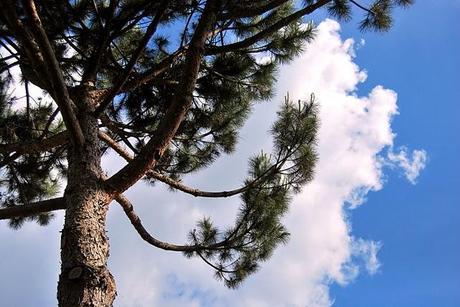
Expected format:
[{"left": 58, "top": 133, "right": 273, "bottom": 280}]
[{"left": 57, "top": 97, "right": 116, "bottom": 306}]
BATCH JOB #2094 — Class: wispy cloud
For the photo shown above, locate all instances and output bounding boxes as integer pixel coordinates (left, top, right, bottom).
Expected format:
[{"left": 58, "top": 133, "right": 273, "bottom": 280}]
[
  {"left": 351, "top": 238, "right": 383, "bottom": 275},
  {"left": 387, "top": 147, "right": 428, "bottom": 184}
]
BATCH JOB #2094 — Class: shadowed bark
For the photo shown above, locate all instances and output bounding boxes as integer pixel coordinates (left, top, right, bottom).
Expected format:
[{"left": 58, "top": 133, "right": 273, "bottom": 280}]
[{"left": 57, "top": 93, "right": 116, "bottom": 307}]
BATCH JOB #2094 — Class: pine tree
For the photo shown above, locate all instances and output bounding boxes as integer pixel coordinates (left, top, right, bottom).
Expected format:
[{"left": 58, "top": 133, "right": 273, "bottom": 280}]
[{"left": 0, "top": 1, "right": 413, "bottom": 305}]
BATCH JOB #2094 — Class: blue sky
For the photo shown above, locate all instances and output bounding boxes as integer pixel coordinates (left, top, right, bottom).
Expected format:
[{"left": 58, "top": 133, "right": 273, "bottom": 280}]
[
  {"left": 0, "top": 1, "right": 459, "bottom": 306},
  {"left": 330, "top": 1, "right": 460, "bottom": 306}
]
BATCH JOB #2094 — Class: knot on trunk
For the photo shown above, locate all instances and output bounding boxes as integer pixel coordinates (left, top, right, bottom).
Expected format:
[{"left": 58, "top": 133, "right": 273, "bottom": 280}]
[{"left": 68, "top": 266, "right": 83, "bottom": 280}]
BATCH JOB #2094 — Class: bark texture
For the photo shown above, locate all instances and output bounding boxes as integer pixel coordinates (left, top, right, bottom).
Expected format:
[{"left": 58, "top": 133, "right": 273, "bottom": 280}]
[{"left": 57, "top": 95, "right": 116, "bottom": 307}]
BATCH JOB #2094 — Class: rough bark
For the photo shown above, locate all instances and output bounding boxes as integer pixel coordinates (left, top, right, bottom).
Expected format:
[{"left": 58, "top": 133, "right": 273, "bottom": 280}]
[{"left": 57, "top": 93, "right": 116, "bottom": 307}]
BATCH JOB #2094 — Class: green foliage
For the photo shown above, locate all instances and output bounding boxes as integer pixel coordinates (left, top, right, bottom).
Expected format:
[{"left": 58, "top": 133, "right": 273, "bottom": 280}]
[
  {"left": 185, "top": 96, "right": 318, "bottom": 287},
  {"left": 358, "top": 0, "right": 413, "bottom": 32},
  {"left": 229, "top": 2, "right": 316, "bottom": 63},
  {"left": 0, "top": 77, "right": 64, "bottom": 228},
  {"left": 328, "top": 0, "right": 353, "bottom": 22}
]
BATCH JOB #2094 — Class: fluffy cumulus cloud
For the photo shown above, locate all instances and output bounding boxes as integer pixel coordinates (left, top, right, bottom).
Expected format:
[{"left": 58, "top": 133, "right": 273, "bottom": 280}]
[
  {"left": 108, "top": 19, "right": 426, "bottom": 307},
  {"left": 0, "top": 19, "right": 426, "bottom": 307}
]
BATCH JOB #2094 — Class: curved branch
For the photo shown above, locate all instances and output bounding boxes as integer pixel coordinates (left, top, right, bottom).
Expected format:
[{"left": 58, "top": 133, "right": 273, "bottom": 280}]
[
  {"left": 115, "top": 194, "right": 240, "bottom": 253},
  {"left": 195, "top": 249, "right": 237, "bottom": 274},
  {"left": 115, "top": 194, "right": 194, "bottom": 251},
  {"left": 98, "top": 131, "right": 277, "bottom": 198},
  {"left": 0, "top": 197, "right": 65, "bottom": 220},
  {"left": 148, "top": 171, "right": 274, "bottom": 198}
]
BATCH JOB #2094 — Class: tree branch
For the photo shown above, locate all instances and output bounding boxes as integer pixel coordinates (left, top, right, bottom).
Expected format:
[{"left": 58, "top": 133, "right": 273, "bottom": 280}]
[
  {"left": 104, "top": 0, "right": 218, "bottom": 195},
  {"left": 115, "top": 194, "right": 194, "bottom": 251},
  {"left": 80, "top": 0, "right": 118, "bottom": 85},
  {"left": 206, "top": 0, "right": 332, "bottom": 55},
  {"left": 0, "top": 61, "right": 19, "bottom": 73},
  {"left": 92, "top": 47, "right": 186, "bottom": 100},
  {"left": 0, "top": 3, "right": 50, "bottom": 89},
  {"left": 220, "top": 0, "right": 290, "bottom": 19},
  {"left": 0, "top": 197, "right": 65, "bottom": 220},
  {"left": 21, "top": 0, "right": 85, "bottom": 146},
  {"left": 0, "top": 131, "right": 68, "bottom": 155},
  {"left": 99, "top": 115, "right": 139, "bottom": 154},
  {"left": 94, "top": 0, "right": 169, "bottom": 115},
  {"left": 349, "top": 0, "right": 374, "bottom": 15},
  {"left": 98, "top": 131, "right": 276, "bottom": 198},
  {"left": 115, "top": 194, "right": 238, "bottom": 252}
]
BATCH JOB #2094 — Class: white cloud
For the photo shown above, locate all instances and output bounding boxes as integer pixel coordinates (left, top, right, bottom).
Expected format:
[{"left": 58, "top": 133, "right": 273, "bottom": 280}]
[
  {"left": 108, "top": 19, "right": 426, "bottom": 307},
  {"left": 387, "top": 147, "right": 427, "bottom": 184},
  {"left": 0, "top": 19, "right": 426, "bottom": 307},
  {"left": 350, "top": 238, "right": 383, "bottom": 275}
]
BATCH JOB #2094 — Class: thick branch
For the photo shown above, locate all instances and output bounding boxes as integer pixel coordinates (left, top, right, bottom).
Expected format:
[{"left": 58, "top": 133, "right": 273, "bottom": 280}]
[
  {"left": 116, "top": 194, "right": 237, "bottom": 253},
  {"left": 0, "top": 197, "right": 65, "bottom": 220},
  {"left": 22, "top": 0, "right": 85, "bottom": 146},
  {"left": 98, "top": 131, "right": 275, "bottom": 198},
  {"left": 115, "top": 194, "right": 194, "bottom": 251},
  {"left": 104, "top": 1, "right": 218, "bottom": 195}
]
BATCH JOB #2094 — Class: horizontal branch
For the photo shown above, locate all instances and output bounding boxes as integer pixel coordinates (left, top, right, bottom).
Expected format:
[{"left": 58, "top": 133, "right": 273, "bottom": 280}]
[
  {"left": 0, "top": 197, "right": 65, "bottom": 220},
  {"left": 149, "top": 171, "right": 265, "bottom": 198},
  {"left": 0, "top": 131, "right": 68, "bottom": 155}
]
